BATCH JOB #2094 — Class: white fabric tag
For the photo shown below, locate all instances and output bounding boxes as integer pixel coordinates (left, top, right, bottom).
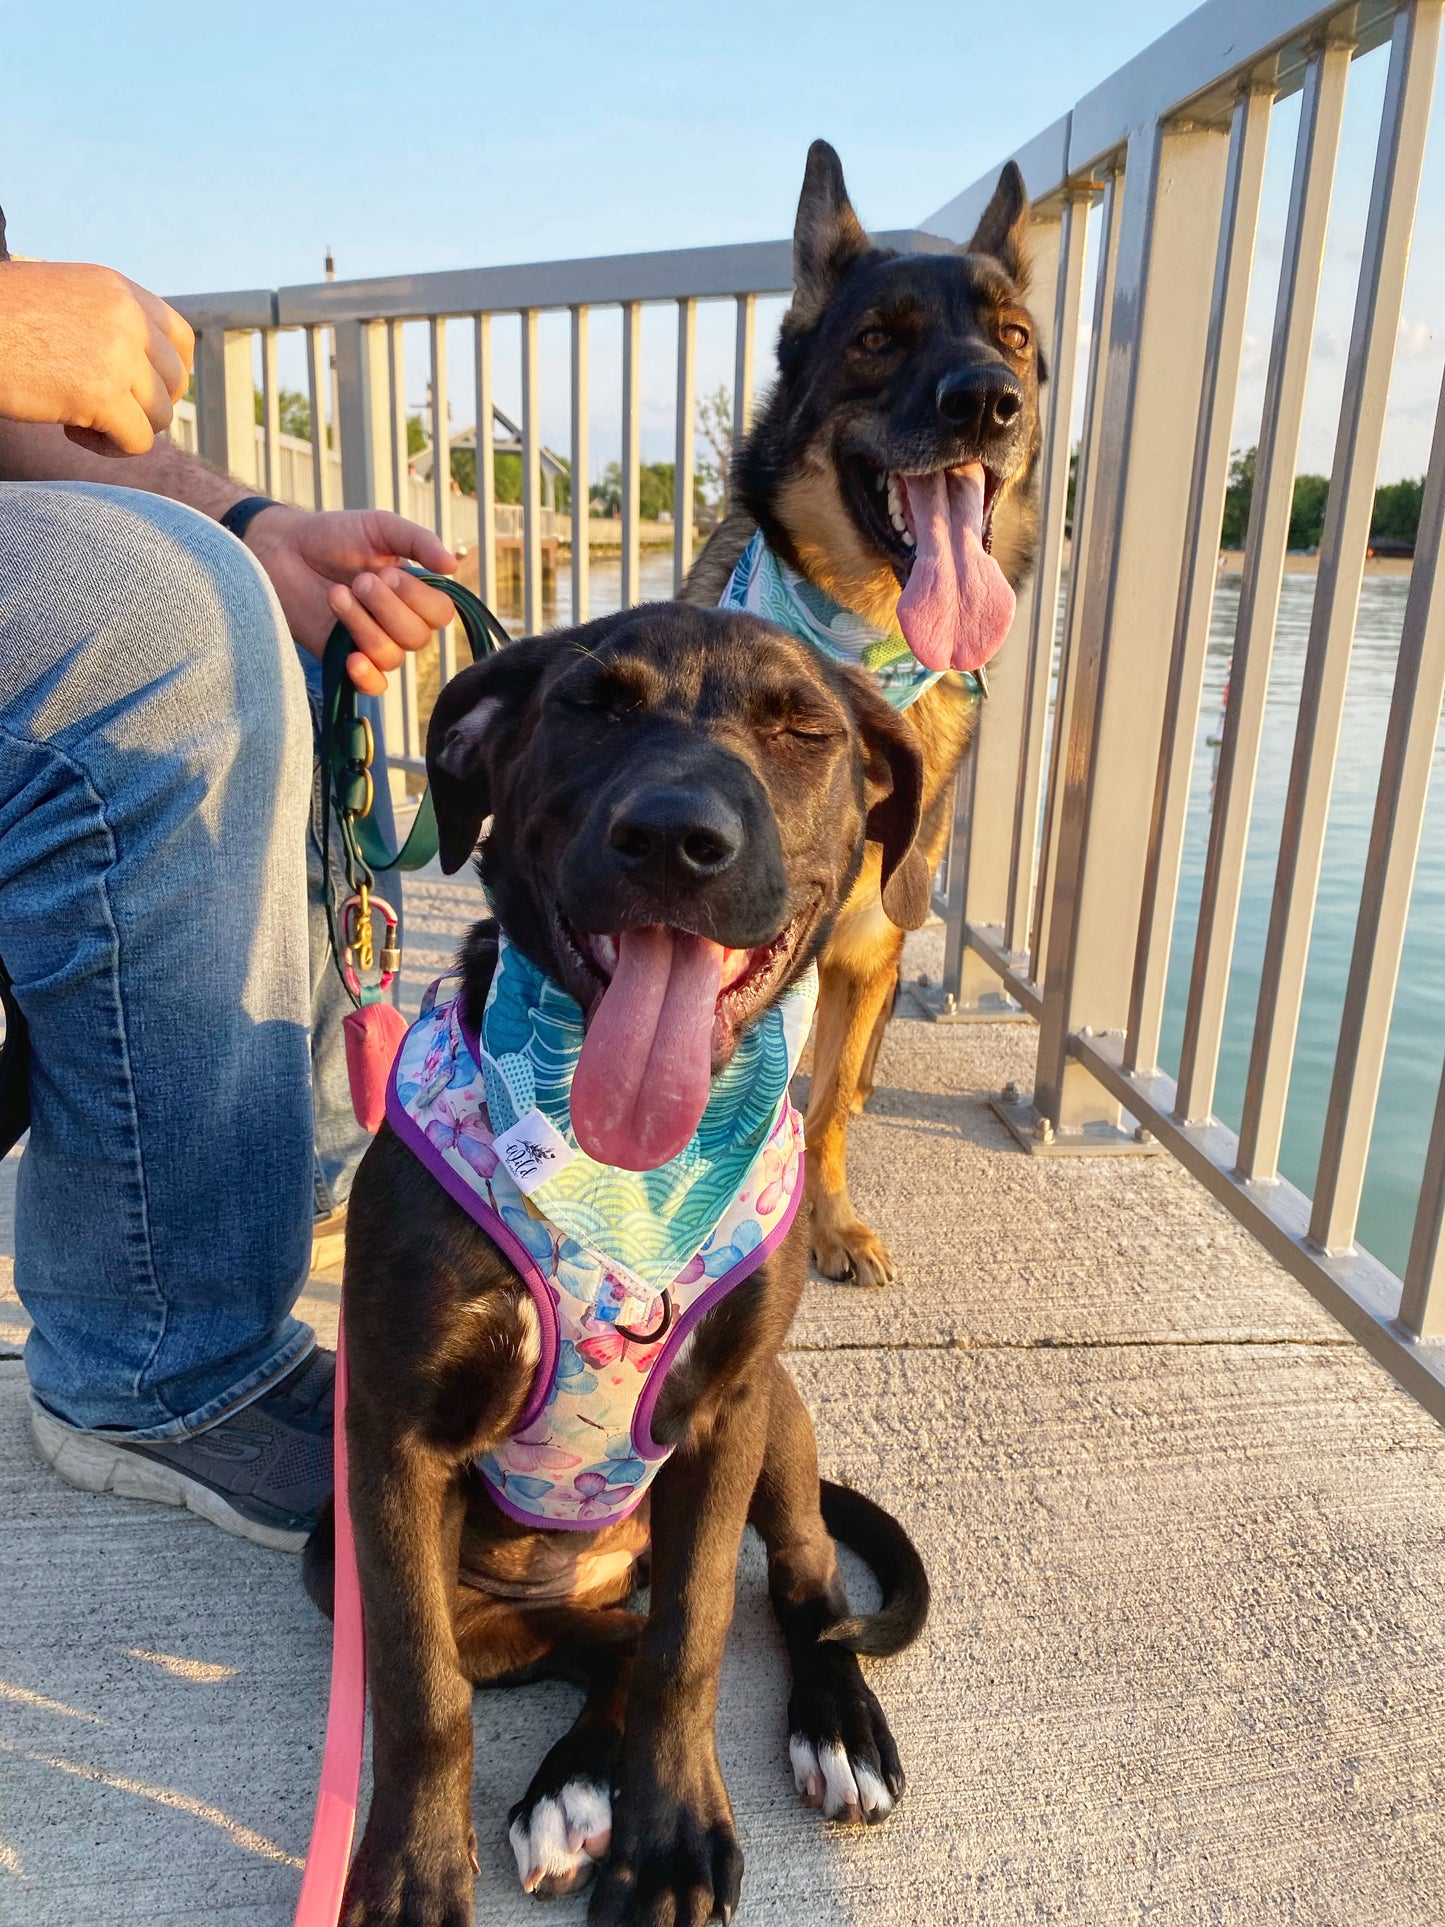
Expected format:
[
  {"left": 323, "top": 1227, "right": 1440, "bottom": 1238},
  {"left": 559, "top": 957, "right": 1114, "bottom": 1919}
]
[{"left": 491, "top": 1108, "right": 576, "bottom": 1194}]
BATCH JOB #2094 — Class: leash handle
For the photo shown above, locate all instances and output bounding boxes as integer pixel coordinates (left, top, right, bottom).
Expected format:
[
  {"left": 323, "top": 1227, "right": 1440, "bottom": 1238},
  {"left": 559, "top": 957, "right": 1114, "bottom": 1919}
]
[
  {"left": 321, "top": 570, "right": 509, "bottom": 1008},
  {"left": 293, "top": 1315, "right": 365, "bottom": 1927}
]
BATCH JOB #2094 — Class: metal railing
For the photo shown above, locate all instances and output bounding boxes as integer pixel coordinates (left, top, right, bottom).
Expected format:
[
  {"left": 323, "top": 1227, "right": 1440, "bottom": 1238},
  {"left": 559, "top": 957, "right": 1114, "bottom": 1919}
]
[
  {"left": 927, "top": 0, "right": 1445, "bottom": 1419},
  {"left": 171, "top": 0, "right": 1445, "bottom": 1421}
]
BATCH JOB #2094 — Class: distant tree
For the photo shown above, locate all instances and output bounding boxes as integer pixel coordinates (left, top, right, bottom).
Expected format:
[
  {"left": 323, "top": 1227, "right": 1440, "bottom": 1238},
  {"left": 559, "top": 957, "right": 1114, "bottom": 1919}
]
[
  {"left": 590, "top": 460, "right": 703, "bottom": 521},
  {"left": 1371, "top": 475, "right": 1424, "bottom": 546},
  {"left": 1289, "top": 473, "right": 1330, "bottom": 551},
  {"left": 1220, "top": 445, "right": 1255, "bottom": 549},
  {"left": 695, "top": 384, "right": 734, "bottom": 514},
  {"left": 253, "top": 386, "right": 322, "bottom": 442}
]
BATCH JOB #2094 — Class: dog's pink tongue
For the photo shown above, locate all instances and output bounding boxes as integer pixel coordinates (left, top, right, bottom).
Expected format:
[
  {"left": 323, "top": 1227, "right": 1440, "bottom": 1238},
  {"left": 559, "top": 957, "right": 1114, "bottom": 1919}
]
[
  {"left": 896, "top": 464, "right": 1016, "bottom": 673},
  {"left": 570, "top": 926, "right": 724, "bottom": 1171}
]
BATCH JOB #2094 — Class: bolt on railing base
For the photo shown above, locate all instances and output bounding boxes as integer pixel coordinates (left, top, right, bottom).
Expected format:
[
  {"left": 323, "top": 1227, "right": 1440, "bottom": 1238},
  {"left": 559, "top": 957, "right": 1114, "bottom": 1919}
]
[
  {"left": 896, "top": 976, "right": 1033, "bottom": 1024},
  {"left": 989, "top": 1085, "right": 1164, "bottom": 1157}
]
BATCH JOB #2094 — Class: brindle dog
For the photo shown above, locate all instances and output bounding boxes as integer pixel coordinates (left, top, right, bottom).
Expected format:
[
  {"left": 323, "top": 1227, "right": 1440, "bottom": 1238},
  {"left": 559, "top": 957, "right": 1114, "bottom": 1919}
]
[
  {"left": 688, "top": 141, "right": 1044, "bottom": 1289},
  {"left": 308, "top": 603, "right": 930, "bottom": 1927}
]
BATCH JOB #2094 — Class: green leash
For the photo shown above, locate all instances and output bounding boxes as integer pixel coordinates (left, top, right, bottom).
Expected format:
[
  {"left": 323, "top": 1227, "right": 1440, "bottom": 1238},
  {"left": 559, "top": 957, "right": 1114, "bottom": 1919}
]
[{"left": 320, "top": 569, "right": 510, "bottom": 1006}]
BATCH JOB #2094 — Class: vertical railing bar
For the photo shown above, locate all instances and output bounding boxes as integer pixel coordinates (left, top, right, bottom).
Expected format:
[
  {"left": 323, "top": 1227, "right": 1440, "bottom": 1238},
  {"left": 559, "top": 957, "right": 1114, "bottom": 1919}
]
[
  {"left": 1238, "top": 1, "right": 1443, "bottom": 1182},
  {"left": 429, "top": 316, "right": 454, "bottom": 684},
  {"left": 401, "top": 653, "right": 421, "bottom": 765},
  {"left": 733, "top": 294, "right": 756, "bottom": 452},
  {"left": 1126, "top": 84, "right": 1273, "bottom": 1075},
  {"left": 388, "top": 320, "right": 407, "bottom": 518},
  {"left": 305, "top": 325, "right": 328, "bottom": 511},
  {"left": 473, "top": 314, "right": 497, "bottom": 613},
  {"left": 1401, "top": 1052, "right": 1445, "bottom": 1338},
  {"left": 621, "top": 300, "right": 642, "bottom": 609},
  {"left": 1030, "top": 159, "right": 1123, "bottom": 980},
  {"left": 571, "top": 306, "right": 590, "bottom": 624},
  {"left": 1311, "top": 358, "right": 1445, "bottom": 1252},
  {"left": 1006, "top": 186, "right": 1092, "bottom": 957},
  {"left": 260, "top": 330, "right": 280, "bottom": 499},
  {"left": 1176, "top": 38, "right": 1353, "bottom": 1125},
  {"left": 521, "top": 307, "right": 543, "bottom": 634},
  {"left": 674, "top": 297, "right": 697, "bottom": 594}
]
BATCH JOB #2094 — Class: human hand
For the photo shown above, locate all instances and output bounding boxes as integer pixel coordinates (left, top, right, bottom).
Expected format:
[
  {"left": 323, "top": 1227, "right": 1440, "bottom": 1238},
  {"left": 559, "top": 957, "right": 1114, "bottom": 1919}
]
[
  {"left": 241, "top": 505, "right": 459, "bottom": 692},
  {"left": 0, "top": 261, "right": 193, "bottom": 456}
]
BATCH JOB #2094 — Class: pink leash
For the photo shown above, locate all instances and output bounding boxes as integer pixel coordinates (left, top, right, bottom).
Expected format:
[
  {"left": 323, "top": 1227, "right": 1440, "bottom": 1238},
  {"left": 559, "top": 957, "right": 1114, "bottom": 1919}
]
[{"left": 294, "top": 1313, "right": 366, "bottom": 1926}]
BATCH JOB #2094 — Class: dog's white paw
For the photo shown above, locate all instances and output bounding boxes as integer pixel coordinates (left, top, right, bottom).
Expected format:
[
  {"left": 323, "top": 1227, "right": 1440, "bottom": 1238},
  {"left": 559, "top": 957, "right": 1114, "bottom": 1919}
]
[
  {"left": 508, "top": 1777, "right": 612, "bottom": 1897},
  {"left": 790, "top": 1734, "right": 895, "bottom": 1824}
]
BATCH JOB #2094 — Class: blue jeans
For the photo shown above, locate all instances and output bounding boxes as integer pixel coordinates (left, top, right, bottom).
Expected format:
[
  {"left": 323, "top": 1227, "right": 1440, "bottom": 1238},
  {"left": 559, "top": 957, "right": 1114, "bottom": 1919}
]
[{"left": 0, "top": 482, "right": 388, "bottom": 1437}]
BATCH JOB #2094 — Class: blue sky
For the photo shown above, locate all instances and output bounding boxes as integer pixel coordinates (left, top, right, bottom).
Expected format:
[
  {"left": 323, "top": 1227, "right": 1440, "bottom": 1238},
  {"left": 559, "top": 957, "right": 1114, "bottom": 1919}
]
[{"left": 2, "top": 0, "right": 1440, "bottom": 484}]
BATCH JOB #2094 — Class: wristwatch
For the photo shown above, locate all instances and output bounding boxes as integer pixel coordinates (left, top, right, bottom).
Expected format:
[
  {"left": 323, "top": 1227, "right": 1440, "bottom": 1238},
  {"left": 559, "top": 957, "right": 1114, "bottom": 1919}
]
[{"left": 219, "top": 495, "right": 280, "bottom": 542}]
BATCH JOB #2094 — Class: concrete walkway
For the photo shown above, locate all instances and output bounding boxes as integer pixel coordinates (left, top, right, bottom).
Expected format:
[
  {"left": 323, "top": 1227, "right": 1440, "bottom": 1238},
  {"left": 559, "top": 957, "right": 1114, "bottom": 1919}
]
[{"left": 2, "top": 876, "right": 1444, "bottom": 1926}]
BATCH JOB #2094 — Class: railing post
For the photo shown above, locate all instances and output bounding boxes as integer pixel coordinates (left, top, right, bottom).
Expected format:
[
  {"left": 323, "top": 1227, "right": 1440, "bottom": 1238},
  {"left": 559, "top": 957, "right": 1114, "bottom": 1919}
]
[
  {"left": 621, "top": 301, "right": 642, "bottom": 607},
  {"left": 1022, "top": 117, "right": 1232, "bottom": 1148},
  {"left": 1126, "top": 83, "right": 1273, "bottom": 1077},
  {"left": 305, "top": 327, "right": 331, "bottom": 511},
  {"left": 194, "top": 328, "right": 258, "bottom": 484},
  {"left": 674, "top": 298, "right": 697, "bottom": 593},
  {"left": 570, "top": 306, "right": 590, "bottom": 623},
  {"left": 259, "top": 330, "right": 280, "bottom": 498},
  {"left": 335, "top": 320, "right": 393, "bottom": 512},
  {"left": 733, "top": 294, "right": 755, "bottom": 451},
  {"left": 521, "top": 308, "right": 543, "bottom": 634},
  {"left": 473, "top": 315, "right": 498, "bottom": 613},
  {"left": 333, "top": 317, "right": 408, "bottom": 808}
]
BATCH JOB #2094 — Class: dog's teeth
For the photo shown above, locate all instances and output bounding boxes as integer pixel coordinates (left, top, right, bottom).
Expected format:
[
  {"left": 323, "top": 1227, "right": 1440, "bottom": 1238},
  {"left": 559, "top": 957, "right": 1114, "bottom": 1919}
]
[
  {"left": 902, "top": 529, "right": 915, "bottom": 548},
  {"left": 592, "top": 934, "right": 618, "bottom": 974},
  {"left": 886, "top": 475, "right": 903, "bottom": 524},
  {"left": 889, "top": 511, "right": 906, "bottom": 534}
]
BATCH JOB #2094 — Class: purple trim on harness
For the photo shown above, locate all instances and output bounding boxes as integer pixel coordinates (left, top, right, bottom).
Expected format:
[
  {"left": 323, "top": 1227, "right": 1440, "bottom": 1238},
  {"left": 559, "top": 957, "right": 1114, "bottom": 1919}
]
[
  {"left": 482, "top": 1470, "right": 648, "bottom": 1533},
  {"left": 630, "top": 1174, "right": 804, "bottom": 1462},
  {"left": 384, "top": 1072, "right": 558, "bottom": 1436}
]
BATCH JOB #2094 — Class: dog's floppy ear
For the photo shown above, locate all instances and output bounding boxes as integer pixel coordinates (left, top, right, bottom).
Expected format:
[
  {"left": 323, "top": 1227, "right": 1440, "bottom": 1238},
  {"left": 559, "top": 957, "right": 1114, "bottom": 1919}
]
[
  {"left": 426, "top": 636, "right": 555, "bottom": 874},
  {"left": 837, "top": 666, "right": 930, "bottom": 932},
  {"left": 790, "top": 139, "right": 871, "bottom": 328},
  {"left": 965, "top": 160, "right": 1031, "bottom": 291}
]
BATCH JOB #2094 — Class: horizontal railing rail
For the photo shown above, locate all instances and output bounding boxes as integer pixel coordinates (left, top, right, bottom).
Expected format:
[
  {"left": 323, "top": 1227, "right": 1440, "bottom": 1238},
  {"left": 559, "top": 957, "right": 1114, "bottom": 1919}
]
[{"left": 170, "top": 0, "right": 1445, "bottom": 1423}]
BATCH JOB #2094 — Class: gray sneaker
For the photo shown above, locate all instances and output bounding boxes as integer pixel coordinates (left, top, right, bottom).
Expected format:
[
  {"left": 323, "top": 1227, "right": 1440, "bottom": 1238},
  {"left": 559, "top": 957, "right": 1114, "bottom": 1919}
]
[{"left": 30, "top": 1348, "right": 334, "bottom": 1553}]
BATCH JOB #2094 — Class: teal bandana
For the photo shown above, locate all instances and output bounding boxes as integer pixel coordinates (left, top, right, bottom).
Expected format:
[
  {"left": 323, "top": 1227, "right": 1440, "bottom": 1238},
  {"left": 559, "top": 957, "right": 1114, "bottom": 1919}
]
[
  {"left": 477, "top": 934, "right": 817, "bottom": 1299},
  {"left": 719, "top": 529, "right": 946, "bottom": 711}
]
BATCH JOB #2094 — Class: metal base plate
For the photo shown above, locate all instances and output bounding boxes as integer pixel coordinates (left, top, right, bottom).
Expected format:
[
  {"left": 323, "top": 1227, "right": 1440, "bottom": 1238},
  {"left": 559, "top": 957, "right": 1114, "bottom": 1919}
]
[
  {"left": 989, "top": 1092, "right": 1164, "bottom": 1157},
  {"left": 896, "top": 977, "right": 1032, "bottom": 1025}
]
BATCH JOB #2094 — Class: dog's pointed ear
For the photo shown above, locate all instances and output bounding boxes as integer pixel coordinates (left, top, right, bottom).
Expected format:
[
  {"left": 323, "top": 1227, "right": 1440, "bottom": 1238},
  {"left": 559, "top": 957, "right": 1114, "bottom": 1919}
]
[
  {"left": 837, "top": 667, "right": 930, "bottom": 931},
  {"left": 425, "top": 637, "right": 555, "bottom": 874},
  {"left": 965, "top": 160, "right": 1031, "bottom": 291},
  {"left": 790, "top": 139, "right": 871, "bottom": 328}
]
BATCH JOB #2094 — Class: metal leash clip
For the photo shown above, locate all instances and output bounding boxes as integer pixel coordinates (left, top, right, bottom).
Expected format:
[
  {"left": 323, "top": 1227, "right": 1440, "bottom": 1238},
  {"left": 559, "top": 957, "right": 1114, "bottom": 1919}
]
[{"left": 341, "top": 884, "right": 400, "bottom": 999}]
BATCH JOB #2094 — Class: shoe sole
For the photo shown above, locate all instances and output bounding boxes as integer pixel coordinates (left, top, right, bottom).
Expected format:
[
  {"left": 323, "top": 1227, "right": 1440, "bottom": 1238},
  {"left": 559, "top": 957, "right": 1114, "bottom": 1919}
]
[{"left": 29, "top": 1406, "right": 309, "bottom": 1553}]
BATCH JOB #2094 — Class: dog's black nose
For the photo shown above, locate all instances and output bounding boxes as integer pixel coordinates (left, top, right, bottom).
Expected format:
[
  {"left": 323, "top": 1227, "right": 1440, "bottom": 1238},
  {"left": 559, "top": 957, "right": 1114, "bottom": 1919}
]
[
  {"left": 936, "top": 365, "right": 1023, "bottom": 438},
  {"left": 609, "top": 787, "right": 744, "bottom": 884}
]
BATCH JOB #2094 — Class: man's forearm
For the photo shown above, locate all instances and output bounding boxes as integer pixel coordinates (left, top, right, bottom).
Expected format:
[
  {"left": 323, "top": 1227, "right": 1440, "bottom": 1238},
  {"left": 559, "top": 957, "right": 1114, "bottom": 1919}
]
[{"left": 0, "top": 420, "right": 248, "bottom": 520}]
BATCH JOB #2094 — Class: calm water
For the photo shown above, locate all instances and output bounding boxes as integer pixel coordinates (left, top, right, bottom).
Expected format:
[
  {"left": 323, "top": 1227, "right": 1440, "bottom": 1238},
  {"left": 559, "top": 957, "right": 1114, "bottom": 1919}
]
[
  {"left": 526, "top": 556, "right": 1443, "bottom": 1281},
  {"left": 1157, "top": 571, "right": 1445, "bottom": 1279}
]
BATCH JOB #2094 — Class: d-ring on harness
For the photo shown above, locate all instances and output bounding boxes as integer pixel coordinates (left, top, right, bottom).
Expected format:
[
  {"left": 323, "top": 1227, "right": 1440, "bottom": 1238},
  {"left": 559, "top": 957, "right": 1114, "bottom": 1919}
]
[{"left": 294, "top": 571, "right": 509, "bottom": 1927}]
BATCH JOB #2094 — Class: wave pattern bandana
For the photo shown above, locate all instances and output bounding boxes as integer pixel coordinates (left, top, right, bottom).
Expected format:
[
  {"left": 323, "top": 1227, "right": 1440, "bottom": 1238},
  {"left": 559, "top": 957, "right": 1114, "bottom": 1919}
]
[{"left": 719, "top": 529, "right": 945, "bottom": 711}]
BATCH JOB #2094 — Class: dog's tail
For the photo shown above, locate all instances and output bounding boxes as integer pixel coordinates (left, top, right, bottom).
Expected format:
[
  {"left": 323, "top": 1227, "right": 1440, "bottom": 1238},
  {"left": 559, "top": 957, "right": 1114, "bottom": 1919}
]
[{"left": 817, "top": 1478, "right": 930, "bottom": 1658}]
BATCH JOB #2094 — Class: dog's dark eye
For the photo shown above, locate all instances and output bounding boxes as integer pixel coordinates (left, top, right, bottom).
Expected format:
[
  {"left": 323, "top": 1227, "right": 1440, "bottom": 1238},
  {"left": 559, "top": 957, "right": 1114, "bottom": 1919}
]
[
  {"left": 999, "top": 321, "right": 1030, "bottom": 352},
  {"left": 856, "top": 327, "right": 891, "bottom": 353}
]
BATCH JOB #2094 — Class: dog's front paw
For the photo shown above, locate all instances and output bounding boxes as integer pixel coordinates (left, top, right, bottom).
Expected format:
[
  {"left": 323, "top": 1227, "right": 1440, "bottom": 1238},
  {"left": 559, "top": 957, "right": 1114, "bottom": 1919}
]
[
  {"left": 789, "top": 1646, "right": 904, "bottom": 1825},
  {"left": 809, "top": 1209, "right": 897, "bottom": 1289},
  {"left": 510, "top": 1772, "right": 612, "bottom": 1898},
  {"left": 341, "top": 1824, "right": 477, "bottom": 1927},
  {"left": 588, "top": 1757, "right": 742, "bottom": 1927}
]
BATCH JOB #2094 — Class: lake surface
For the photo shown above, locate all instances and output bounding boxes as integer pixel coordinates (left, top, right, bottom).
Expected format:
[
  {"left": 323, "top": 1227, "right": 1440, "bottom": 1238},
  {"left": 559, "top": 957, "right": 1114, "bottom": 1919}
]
[{"left": 524, "top": 557, "right": 1442, "bottom": 1282}]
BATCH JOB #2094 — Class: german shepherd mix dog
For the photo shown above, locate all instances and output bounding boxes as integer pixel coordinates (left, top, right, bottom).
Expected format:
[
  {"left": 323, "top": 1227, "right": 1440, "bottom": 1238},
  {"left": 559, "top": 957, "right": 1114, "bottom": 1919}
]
[
  {"left": 309, "top": 604, "right": 930, "bottom": 1927},
  {"left": 688, "top": 141, "right": 1043, "bottom": 1289}
]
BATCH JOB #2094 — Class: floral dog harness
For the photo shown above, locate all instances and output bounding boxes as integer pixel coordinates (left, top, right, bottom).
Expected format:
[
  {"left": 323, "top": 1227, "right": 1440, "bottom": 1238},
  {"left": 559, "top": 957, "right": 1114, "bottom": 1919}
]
[{"left": 387, "top": 936, "right": 815, "bottom": 1530}]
